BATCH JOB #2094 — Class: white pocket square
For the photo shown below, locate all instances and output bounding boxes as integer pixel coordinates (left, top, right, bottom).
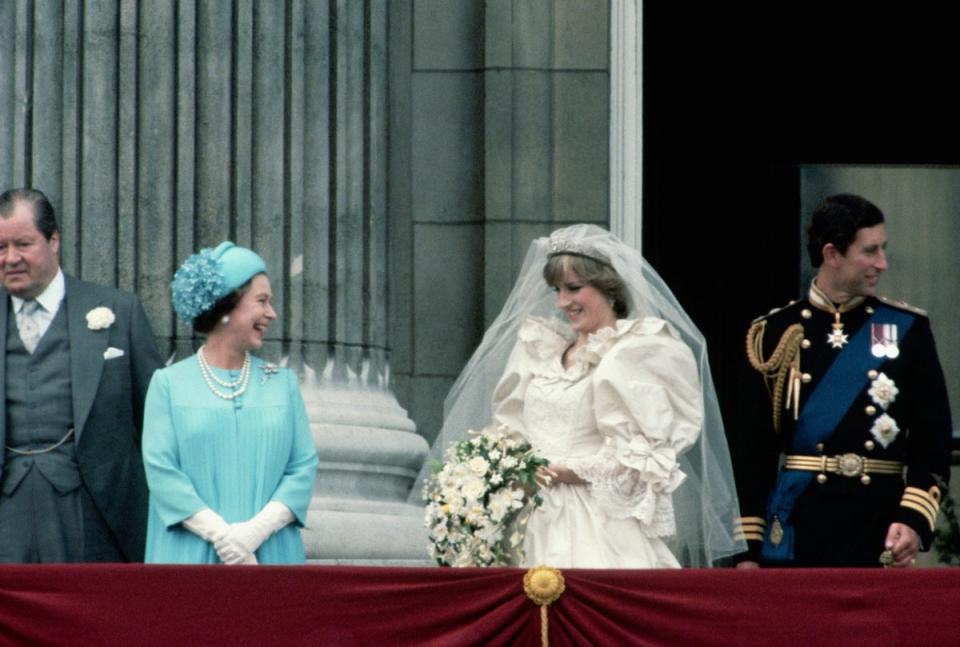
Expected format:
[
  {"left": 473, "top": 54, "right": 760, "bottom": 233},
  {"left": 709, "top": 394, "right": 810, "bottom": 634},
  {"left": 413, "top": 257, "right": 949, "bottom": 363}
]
[{"left": 103, "top": 347, "right": 125, "bottom": 360}]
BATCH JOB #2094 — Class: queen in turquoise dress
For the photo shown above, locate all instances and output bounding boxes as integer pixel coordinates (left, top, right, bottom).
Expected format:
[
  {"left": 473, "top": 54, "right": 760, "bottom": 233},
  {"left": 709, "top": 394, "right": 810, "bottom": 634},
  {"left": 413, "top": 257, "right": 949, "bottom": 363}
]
[{"left": 143, "top": 242, "right": 318, "bottom": 564}]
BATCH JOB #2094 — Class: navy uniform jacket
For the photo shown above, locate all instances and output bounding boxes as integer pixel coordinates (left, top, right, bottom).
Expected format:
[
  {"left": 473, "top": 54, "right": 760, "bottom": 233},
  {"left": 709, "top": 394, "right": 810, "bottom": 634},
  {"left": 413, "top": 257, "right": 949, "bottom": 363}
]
[{"left": 732, "top": 289, "right": 952, "bottom": 566}]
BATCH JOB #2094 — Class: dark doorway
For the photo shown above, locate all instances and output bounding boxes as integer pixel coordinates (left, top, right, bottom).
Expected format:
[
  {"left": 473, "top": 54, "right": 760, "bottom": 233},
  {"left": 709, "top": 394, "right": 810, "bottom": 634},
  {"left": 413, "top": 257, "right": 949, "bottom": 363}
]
[{"left": 641, "top": 4, "right": 960, "bottom": 424}]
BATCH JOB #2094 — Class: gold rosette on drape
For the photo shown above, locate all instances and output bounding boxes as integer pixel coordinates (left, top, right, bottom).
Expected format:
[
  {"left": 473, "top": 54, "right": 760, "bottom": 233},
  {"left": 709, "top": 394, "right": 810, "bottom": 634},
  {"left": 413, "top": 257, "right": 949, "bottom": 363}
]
[{"left": 524, "top": 566, "right": 565, "bottom": 647}]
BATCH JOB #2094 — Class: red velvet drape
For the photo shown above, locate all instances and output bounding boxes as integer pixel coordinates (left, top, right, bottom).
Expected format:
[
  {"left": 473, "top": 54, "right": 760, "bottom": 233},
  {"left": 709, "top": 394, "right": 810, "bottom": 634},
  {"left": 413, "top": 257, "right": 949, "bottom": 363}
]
[{"left": 1, "top": 565, "right": 957, "bottom": 646}]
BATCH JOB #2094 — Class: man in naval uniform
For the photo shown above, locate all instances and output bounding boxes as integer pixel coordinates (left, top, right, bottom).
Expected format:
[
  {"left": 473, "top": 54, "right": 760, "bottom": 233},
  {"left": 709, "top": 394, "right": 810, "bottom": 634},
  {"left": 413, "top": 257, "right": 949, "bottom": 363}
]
[
  {"left": 0, "top": 188, "right": 163, "bottom": 562},
  {"left": 732, "top": 193, "right": 952, "bottom": 568}
]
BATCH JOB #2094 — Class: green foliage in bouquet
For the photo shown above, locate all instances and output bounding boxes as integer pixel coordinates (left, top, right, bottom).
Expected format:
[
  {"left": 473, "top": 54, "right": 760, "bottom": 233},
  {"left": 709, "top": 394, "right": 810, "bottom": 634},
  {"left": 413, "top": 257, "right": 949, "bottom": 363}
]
[
  {"left": 423, "top": 425, "right": 550, "bottom": 567},
  {"left": 933, "top": 488, "right": 960, "bottom": 566}
]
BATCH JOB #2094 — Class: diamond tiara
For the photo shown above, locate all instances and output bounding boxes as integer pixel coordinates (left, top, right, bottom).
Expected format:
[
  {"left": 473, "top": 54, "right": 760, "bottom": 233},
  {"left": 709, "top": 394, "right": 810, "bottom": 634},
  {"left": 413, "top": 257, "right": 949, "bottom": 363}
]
[{"left": 546, "top": 236, "right": 612, "bottom": 266}]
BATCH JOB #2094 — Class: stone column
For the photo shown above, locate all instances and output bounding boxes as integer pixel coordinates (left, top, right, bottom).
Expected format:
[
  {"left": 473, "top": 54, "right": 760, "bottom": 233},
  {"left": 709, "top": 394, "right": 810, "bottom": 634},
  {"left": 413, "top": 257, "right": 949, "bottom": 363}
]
[
  {"left": 609, "top": 0, "right": 644, "bottom": 250},
  {"left": 297, "top": 0, "right": 429, "bottom": 565}
]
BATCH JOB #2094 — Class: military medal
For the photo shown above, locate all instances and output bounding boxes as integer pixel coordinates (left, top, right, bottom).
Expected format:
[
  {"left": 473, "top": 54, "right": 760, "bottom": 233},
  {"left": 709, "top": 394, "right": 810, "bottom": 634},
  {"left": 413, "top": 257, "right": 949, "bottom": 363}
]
[
  {"left": 826, "top": 312, "right": 849, "bottom": 349},
  {"left": 871, "top": 323, "right": 899, "bottom": 359},
  {"left": 808, "top": 281, "right": 862, "bottom": 350}
]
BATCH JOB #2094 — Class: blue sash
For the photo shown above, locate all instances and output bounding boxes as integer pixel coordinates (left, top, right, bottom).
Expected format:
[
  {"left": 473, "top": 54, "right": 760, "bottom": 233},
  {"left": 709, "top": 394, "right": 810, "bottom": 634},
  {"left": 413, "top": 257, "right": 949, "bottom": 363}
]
[{"left": 761, "top": 306, "right": 915, "bottom": 563}]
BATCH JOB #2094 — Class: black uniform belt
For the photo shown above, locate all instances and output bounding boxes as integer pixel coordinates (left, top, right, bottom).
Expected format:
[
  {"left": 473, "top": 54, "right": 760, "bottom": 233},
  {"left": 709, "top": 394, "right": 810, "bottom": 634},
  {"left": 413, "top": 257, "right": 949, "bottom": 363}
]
[
  {"left": 4, "top": 428, "right": 75, "bottom": 456},
  {"left": 784, "top": 453, "right": 903, "bottom": 478}
]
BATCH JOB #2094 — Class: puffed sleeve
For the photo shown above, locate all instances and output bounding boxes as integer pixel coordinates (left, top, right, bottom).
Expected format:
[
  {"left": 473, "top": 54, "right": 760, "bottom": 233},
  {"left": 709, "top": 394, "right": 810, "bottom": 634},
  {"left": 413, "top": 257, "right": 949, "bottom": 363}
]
[
  {"left": 491, "top": 341, "right": 533, "bottom": 436},
  {"left": 569, "top": 319, "right": 703, "bottom": 537},
  {"left": 491, "top": 317, "right": 569, "bottom": 437},
  {"left": 266, "top": 370, "right": 319, "bottom": 526},
  {"left": 142, "top": 369, "right": 210, "bottom": 527}
]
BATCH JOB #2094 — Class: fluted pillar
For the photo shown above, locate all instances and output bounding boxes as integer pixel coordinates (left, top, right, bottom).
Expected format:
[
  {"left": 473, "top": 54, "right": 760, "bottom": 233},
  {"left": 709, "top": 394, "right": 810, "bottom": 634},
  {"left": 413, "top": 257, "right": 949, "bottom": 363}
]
[
  {"left": 295, "top": 0, "right": 429, "bottom": 564},
  {"left": 0, "top": 0, "right": 427, "bottom": 564}
]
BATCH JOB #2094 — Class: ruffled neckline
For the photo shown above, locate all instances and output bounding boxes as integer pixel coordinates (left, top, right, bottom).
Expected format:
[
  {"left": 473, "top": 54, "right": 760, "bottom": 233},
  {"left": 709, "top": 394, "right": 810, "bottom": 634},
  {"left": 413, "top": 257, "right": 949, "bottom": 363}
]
[
  {"left": 518, "top": 316, "right": 670, "bottom": 380},
  {"left": 580, "top": 318, "right": 669, "bottom": 365}
]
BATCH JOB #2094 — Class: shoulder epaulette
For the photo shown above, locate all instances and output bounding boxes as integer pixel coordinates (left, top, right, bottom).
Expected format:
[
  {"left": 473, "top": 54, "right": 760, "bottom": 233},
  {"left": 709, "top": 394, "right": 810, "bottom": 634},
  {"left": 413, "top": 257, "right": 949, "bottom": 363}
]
[
  {"left": 750, "top": 299, "right": 799, "bottom": 324},
  {"left": 877, "top": 296, "right": 928, "bottom": 317}
]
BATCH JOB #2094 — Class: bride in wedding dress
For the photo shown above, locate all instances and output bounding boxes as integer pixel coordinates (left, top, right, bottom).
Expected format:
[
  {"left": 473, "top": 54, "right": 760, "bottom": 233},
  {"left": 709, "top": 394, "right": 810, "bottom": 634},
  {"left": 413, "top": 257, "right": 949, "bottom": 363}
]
[{"left": 418, "top": 224, "right": 743, "bottom": 568}]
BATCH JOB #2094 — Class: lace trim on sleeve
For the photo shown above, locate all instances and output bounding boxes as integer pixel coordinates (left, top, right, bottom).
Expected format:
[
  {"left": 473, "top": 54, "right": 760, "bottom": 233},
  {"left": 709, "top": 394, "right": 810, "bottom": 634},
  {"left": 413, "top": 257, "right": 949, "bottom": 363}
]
[{"left": 568, "top": 436, "right": 686, "bottom": 538}]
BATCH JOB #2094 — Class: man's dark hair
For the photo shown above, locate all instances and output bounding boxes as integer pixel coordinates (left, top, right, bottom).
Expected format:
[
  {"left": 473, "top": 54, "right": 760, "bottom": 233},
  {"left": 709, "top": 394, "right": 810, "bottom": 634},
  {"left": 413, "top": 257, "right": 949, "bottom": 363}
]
[
  {"left": 806, "top": 193, "right": 885, "bottom": 267},
  {"left": 0, "top": 187, "right": 60, "bottom": 240}
]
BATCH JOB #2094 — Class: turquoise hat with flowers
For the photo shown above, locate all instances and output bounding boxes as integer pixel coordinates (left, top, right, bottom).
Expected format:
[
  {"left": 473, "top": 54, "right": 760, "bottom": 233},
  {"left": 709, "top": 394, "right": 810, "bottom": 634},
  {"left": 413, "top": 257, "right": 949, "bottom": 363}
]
[{"left": 171, "top": 241, "right": 267, "bottom": 325}]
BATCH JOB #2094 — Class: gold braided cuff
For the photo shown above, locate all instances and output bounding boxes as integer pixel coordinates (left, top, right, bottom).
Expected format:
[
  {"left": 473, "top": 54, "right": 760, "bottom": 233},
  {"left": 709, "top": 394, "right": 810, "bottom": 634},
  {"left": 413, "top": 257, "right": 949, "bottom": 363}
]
[
  {"left": 734, "top": 516, "right": 766, "bottom": 543},
  {"left": 901, "top": 486, "right": 941, "bottom": 531}
]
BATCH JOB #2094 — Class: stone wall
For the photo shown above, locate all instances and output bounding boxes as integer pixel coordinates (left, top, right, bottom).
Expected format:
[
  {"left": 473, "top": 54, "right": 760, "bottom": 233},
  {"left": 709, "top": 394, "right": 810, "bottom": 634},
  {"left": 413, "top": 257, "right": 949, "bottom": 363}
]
[{"left": 388, "top": 0, "right": 612, "bottom": 448}]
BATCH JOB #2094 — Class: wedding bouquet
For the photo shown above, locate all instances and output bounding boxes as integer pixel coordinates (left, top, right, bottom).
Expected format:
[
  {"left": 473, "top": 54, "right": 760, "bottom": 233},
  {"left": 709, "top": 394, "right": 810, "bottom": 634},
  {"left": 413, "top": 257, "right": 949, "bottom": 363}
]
[{"left": 423, "top": 425, "right": 549, "bottom": 567}]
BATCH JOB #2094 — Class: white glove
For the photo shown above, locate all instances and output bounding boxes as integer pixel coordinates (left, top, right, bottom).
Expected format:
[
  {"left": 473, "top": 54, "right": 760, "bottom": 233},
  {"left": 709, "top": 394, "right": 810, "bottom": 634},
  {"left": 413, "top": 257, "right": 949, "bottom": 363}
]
[
  {"left": 213, "top": 534, "right": 259, "bottom": 565},
  {"left": 183, "top": 508, "right": 257, "bottom": 564},
  {"left": 182, "top": 508, "right": 229, "bottom": 543},
  {"left": 184, "top": 508, "right": 258, "bottom": 565},
  {"left": 219, "top": 501, "right": 295, "bottom": 555}
]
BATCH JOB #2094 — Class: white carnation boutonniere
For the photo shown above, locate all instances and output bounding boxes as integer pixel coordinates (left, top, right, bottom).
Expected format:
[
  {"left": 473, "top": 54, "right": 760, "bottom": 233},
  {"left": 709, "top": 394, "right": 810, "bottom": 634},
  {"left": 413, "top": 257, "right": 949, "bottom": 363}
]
[
  {"left": 867, "top": 372, "right": 899, "bottom": 410},
  {"left": 86, "top": 306, "right": 116, "bottom": 330},
  {"left": 870, "top": 413, "right": 900, "bottom": 448}
]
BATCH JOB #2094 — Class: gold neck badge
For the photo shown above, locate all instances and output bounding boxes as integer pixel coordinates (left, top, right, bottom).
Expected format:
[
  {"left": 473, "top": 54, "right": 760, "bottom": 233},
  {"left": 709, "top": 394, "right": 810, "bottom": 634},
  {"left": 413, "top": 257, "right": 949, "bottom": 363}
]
[{"left": 809, "top": 281, "right": 864, "bottom": 349}]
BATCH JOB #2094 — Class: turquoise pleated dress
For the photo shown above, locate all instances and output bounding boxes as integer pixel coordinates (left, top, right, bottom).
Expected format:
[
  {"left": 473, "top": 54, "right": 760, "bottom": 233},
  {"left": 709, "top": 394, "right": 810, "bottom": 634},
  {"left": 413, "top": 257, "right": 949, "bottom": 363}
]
[{"left": 142, "top": 354, "right": 318, "bottom": 564}]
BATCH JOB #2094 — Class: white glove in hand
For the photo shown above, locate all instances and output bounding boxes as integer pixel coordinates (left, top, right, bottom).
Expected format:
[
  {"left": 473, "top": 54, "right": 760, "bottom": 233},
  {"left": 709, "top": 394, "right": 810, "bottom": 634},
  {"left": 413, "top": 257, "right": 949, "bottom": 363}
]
[
  {"left": 182, "top": 508, "right": 229, "bottom": 543},
  {"left": 222, "top": 501, "right": 296, "bottom": 555},
  {"left": 184, "top": 509, "right": 257, "bottom": 564},
  {"left": 213, "top": 533, "right": 259, "bottom": 565}
]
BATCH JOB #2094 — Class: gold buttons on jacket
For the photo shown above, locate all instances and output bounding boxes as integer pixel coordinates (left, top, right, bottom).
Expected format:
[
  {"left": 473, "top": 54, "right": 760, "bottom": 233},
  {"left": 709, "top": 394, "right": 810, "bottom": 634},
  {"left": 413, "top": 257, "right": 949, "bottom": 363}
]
[
  {"left": 866, "top": 306, "right": 875, "bottom": 314},
  {"left": 817, "top": 474, "right": 828, "bottom": 484},
  {"left": 801, "top": 373, "right": 812, "bottom": 383},
  {"left": 861, "top": 475, "right": 872, "bottom": 485},
  {"left": 815, "top": 443, "right": 824, "bottom": 453},
  {"left": 867, "top": 369, "right": 878, "bottom": 380},
  {"left": 865, "top": 405, "right": 877, "bottom": 416},
  {"left": 864, "top": 440, "right": 876, "bottom": 451},
  {"left": 801, "top": 309, "right": 812, "bottom": 319},
  {"left": 801, "top": 339, "right": 811, "bottom": 349}
]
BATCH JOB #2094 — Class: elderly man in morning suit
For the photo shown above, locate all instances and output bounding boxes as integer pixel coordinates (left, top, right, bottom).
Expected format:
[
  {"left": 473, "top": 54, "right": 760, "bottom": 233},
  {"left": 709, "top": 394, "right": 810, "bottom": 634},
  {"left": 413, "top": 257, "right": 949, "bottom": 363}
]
[{"left": 0, "top": 188, "right": 163, "bottom": 562}]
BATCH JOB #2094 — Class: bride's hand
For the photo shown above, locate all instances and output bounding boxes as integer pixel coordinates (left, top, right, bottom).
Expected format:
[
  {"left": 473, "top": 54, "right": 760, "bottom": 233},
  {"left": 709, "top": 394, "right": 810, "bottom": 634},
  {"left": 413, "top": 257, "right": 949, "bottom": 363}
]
[
  {"left": 536, "top": 464, "right": 586, "bottom": 487},
  {"left": 535, "top": 466, "right": 555, "bottom": 488}
]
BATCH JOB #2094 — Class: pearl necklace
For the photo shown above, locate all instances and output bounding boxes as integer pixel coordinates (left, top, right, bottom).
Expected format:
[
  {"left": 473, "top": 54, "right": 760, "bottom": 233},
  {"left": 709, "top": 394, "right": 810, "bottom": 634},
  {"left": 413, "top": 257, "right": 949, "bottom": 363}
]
[{"left": 197, "top": 345, "right": 251, "bottom": 400}]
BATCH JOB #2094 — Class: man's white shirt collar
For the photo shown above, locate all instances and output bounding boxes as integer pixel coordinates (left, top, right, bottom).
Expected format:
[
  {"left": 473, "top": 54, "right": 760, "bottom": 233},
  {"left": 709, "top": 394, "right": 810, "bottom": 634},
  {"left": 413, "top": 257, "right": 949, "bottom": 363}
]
[{"left": 11, "top": 269, "right": 66, "bottom": 315}]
